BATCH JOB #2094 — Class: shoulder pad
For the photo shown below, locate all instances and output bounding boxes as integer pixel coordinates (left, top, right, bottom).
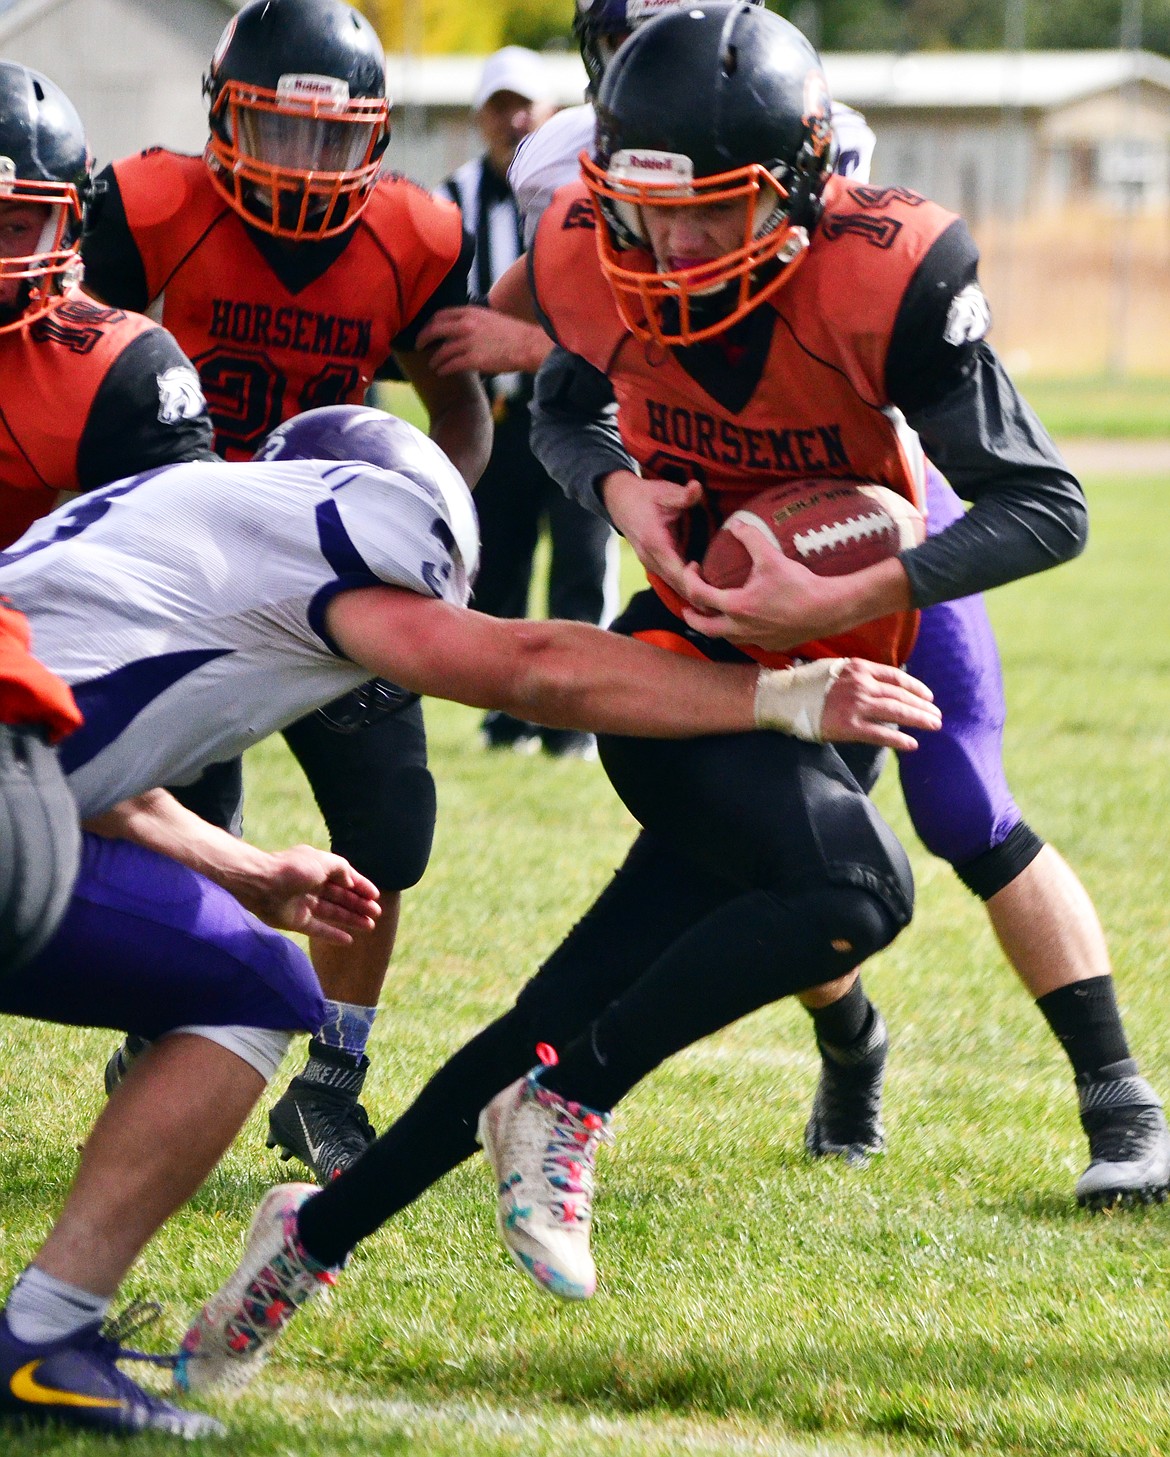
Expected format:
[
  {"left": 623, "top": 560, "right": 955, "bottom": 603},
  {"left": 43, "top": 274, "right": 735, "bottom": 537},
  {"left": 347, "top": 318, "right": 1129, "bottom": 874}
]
[
  {"left": 114, "top": 149, "right": 210, "bottom": 232},
  {"left": 367, "top": 176, "right": 463, "bottom": 264}
]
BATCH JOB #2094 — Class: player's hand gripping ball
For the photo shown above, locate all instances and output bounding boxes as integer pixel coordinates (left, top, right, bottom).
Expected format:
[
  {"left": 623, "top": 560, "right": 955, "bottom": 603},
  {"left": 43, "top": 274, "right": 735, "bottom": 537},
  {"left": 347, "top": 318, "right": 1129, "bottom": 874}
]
[{"left": 701, "top": 480, "right": 926, "bottom": 587}]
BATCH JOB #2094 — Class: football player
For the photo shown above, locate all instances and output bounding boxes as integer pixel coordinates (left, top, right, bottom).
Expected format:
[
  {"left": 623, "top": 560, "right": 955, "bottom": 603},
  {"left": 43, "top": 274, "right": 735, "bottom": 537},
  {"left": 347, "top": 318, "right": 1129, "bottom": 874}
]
[
  {"left": 0, "top": 61, "right": 213, "bottom": 550},
  {"left": 478, "top": 0, "right": 1167, "bottom": 1204},
  {"left": 1, "top": 600, "right": 381, "bottom": 1437},
  {"left": 167, "top": 11, "right": 1160, "bottom": 1383},
  {"left": 419, "top": 0, "right": 917, "bottom": 1169},
  {"left": 80, "top": 0, "right": 494, "bottom": 1182}
]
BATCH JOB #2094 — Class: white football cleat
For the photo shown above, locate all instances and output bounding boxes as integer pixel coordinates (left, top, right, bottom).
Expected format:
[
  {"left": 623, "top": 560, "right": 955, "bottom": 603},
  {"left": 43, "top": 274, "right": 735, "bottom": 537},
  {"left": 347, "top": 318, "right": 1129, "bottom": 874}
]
[
  {"left": 477, "top": 1071, "right": 612, "bottom": 1301},
  {"left": 174, "top": 1182, "right": 338, "bottom": 1395}
]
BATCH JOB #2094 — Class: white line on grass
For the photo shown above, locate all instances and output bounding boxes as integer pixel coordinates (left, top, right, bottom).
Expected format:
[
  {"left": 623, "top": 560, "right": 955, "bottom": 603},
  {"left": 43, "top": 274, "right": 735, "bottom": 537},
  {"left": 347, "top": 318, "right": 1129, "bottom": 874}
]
[{"left": 264, "top": 1383, "right": 906, "bottom": 1457}]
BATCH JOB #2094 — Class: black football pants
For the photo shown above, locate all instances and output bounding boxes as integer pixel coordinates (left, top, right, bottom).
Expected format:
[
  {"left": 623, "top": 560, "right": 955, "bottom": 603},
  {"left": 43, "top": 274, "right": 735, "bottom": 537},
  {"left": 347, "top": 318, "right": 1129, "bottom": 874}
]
[{"left": 299, "top": 691, "right": 914, "bottom": 1267}]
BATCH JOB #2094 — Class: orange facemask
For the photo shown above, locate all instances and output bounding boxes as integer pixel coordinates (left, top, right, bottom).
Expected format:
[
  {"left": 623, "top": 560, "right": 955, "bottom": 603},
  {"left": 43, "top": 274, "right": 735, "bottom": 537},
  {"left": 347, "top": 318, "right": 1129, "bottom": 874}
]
[
  {"left": 582, "top": 149, "right": 811, "bottom": 347},
  {"left": 0, "top": 173, "right": 83, "bottom": 335},
  {"left": 205, "top": 76, "right": 389, "bottom": 241}
]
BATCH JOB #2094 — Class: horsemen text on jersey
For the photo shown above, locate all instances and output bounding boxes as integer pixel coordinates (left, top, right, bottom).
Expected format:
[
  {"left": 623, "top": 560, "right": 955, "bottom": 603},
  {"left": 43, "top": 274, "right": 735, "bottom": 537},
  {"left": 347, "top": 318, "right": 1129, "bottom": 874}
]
[
  {"left": 107, "top": 149, "right": 464, "bottom": 460},
  {"left": 530, "top": 176, "right": 958, "bottom": 670}
]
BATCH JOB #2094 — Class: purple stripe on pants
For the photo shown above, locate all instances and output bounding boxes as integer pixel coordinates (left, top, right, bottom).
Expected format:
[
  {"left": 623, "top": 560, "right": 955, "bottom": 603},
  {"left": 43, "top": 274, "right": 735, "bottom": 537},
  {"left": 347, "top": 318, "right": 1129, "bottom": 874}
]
[
  {"left": 0, "top": 833, "right": 326, "bottom": 1037},
  {"left": 898, "top": 467, "right": 1022, "bottom": 867}
]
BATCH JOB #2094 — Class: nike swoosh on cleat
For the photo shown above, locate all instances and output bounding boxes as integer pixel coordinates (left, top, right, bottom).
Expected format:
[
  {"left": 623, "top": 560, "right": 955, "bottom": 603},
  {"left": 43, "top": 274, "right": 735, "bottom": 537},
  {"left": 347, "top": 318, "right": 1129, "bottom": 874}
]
[
  {"left": 295, "top": 1107, "right": 327, "bottom": 1170},
  {"left": 9, "top": 1359, "right": 124, "bottom": 1409}
]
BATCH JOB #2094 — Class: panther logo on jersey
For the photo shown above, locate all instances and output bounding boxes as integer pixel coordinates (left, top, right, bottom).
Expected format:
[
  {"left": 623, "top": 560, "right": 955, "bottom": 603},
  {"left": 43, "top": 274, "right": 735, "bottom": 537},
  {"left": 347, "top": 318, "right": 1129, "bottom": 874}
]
[{"left": 156, "top": 366, "right": 207, "bottom": 425}]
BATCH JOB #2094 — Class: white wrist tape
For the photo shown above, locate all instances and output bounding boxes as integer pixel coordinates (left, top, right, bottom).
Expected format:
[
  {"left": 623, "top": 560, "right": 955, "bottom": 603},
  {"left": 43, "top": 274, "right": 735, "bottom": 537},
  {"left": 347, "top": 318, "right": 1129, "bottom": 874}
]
[{"left": 753, "top": 659, "right": 847, "bottom": 742}]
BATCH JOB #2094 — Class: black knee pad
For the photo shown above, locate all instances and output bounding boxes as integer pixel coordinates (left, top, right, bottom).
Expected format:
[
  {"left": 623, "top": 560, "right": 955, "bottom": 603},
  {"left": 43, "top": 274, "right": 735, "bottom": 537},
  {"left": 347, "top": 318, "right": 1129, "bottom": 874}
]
[
  {"left": 331, "top": 762, "right": 437, "bottom": 891},
  {"left": 788, "top": 882, "right": 908, "bottom": 989},
  {"left": 955, "top": 821, "right": 1045, "bottom": 901}
]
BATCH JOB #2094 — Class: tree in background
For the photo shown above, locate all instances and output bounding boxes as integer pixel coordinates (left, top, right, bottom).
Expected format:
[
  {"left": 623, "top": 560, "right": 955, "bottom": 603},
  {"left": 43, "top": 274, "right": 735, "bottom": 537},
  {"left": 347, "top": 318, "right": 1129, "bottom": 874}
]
[
  {"left": 353, "top": 0, "right": 568, "bottom": 53},
  {"left": 810, "top": 0, "right": 1170, "bottom": 52},
  {"left": 355, "top": 0, "right": 1168, "bottom": 56}
]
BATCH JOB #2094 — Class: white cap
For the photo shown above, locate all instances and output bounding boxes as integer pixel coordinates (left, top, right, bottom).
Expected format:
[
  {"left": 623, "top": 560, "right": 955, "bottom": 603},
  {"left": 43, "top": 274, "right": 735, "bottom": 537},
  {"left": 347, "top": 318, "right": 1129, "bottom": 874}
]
[{"left": 473, "top": 47, "right": 551, "bottom": 110}]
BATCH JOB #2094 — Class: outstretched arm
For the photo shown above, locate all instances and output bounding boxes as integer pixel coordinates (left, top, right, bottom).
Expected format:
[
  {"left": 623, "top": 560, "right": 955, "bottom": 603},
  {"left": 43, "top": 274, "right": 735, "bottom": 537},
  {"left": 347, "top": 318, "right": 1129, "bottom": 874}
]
[
  {"left": 325, "top": 586, "right": 940, "bottom": 750},
  {"left": 85, "top": 790, "right": 380, "bottom": 944}
]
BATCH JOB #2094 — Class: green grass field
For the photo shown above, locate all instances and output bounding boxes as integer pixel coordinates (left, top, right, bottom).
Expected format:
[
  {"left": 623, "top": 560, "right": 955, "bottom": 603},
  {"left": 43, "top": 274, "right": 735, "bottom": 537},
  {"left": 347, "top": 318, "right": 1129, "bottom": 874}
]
[
  {"left": 1016, "top": 378, "right": 1170, "bottom": 441},
  {"left": 2, "top": 470, "right": 1169, "bottom": 1455}
]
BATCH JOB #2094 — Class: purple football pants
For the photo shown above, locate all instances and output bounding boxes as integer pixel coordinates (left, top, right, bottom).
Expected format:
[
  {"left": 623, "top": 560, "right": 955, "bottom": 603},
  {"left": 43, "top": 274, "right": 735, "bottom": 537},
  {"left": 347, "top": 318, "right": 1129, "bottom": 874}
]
[
  {"left": 0, "top": 833, "right": 326, "bottom": 1038},
  {"left": 898, "top": 468, "right": 1026, "bottom": 880}
]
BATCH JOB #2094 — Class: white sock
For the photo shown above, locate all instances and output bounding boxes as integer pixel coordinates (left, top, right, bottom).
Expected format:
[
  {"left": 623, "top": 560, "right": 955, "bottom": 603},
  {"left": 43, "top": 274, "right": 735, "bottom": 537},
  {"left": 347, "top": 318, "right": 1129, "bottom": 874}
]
[{"left": 6, "top": 1266, "right": 111, "bottom": 1344}]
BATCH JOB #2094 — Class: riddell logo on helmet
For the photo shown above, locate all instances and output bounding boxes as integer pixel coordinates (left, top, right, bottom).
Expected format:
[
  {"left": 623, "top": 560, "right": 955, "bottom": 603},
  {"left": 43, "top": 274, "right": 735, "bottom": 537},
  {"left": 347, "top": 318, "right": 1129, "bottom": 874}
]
[
  {"left": 627, "top": 0, "right": 685, "bottom": 19},
  {"left": 610, "top": 149, "right": 694, "bottom": 191},
  {"left": 277, "top": 74, "right": 352, "bottom": 106}
]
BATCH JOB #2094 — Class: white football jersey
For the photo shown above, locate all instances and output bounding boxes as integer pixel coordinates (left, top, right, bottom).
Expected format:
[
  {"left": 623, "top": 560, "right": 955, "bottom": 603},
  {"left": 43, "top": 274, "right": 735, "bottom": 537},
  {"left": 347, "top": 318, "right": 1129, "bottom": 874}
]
[
  {"left": 508, "top": 100, "right": 876, "bottom": 244},
  {"left": 510, "top": 104, "right": 595, "bottom": 246},
  {"left": 0, "top": 453, "right": 478, "bottom": 816}
]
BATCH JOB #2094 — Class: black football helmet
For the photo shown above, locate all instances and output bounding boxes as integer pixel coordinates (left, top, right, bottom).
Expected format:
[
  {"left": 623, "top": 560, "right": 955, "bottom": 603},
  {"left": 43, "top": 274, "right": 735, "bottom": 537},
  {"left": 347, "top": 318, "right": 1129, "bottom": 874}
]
[
  {"left": 203, "top": 0, "right": 390, "bottom": 241},
  {"left": 0, "top": 62, "right": 90, "bottom": 333},
  {"left": 582, "top": 2, "right": 833, "bottom": 346},
  {"left": 573, "top": 0, "right": 764, "bottom": 94}
]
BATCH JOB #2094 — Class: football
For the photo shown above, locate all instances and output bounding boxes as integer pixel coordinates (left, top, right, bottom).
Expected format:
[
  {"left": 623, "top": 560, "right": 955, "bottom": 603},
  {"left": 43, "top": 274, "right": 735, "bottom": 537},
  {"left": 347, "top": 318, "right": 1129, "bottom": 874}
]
[{"left": 700, "top": 479, "right": 926, "bottom": 588}]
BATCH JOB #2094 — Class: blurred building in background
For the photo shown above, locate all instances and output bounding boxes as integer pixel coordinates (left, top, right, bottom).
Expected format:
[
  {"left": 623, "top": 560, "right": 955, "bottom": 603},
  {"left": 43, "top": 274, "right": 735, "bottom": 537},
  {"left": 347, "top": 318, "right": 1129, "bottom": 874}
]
[
  {"left": 0, "top": 0, "right": 241, "bottom": 164},
  {"left": 828, "top": 49, "right": 1170, "bottom": 219}
]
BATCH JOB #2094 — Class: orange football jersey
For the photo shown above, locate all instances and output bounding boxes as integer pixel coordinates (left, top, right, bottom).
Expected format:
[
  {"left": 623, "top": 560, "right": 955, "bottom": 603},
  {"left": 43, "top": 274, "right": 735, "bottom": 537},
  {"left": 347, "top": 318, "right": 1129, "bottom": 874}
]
[
  {"left": 0, "top": 601, "right": 82, "bottom": 741},
  {"left": 0, "top": 290, "right": 157, "bottom": 548},
  {"left": 531, "top": 176, "right": 955, "bottom": 668},
  {"left": 110, "top": 149, "right": 464, "bottom": 459}
]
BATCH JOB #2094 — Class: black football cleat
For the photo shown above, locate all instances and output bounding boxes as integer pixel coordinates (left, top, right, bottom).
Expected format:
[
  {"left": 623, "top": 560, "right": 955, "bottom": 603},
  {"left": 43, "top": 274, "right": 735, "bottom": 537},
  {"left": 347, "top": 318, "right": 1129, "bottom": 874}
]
[
  {"left": 1076, "top": 1062, "right": 1170, "bottom": 1209},
  {"left": 102, "top": 1035, "right": 152, "bottom": 1097},
  {"left": 804, "top": 1009, "right": 888, "bottom": 1165},
  {"left": 266, "top": 1040, "right": 376, "bottom": 1184},
  {"left": 0, "top": 1305, "right": 223, "bottom": 1438}
]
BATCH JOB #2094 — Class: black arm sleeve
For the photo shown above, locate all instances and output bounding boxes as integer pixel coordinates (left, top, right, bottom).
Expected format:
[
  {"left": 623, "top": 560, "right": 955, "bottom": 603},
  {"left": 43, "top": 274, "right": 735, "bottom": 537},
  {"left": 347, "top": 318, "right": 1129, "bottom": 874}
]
[
  {"left": 386, "top": 228, "right": 475, "bottom": 362},
  {"left": 900, "top": 345, "right": 1087, "bottom": 607},
  {"left": 885, "top": 222, "right": 1087, "bottom": 608},
  {"left": 79, "top": 165, "right": 150, "bottom": 312},
  {"left": 529, "top": 346, "right": 635, "bottom": 524},
  {"left": 77, "top": 329, "right": 216, "bottom": 491}
]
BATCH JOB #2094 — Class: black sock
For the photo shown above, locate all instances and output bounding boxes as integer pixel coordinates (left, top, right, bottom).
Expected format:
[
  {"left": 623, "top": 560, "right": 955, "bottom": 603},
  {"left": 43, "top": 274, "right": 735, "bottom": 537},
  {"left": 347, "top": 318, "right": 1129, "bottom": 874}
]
[
  {"left": 805, "top": 977, "right": 874, "bottom": 1051},
  {"left": 296, "top": 1009, "right": 535, "bottom": 1268},
  {"left": 1036, "top": 977, "right": 1133, "bottom": 1082}
]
